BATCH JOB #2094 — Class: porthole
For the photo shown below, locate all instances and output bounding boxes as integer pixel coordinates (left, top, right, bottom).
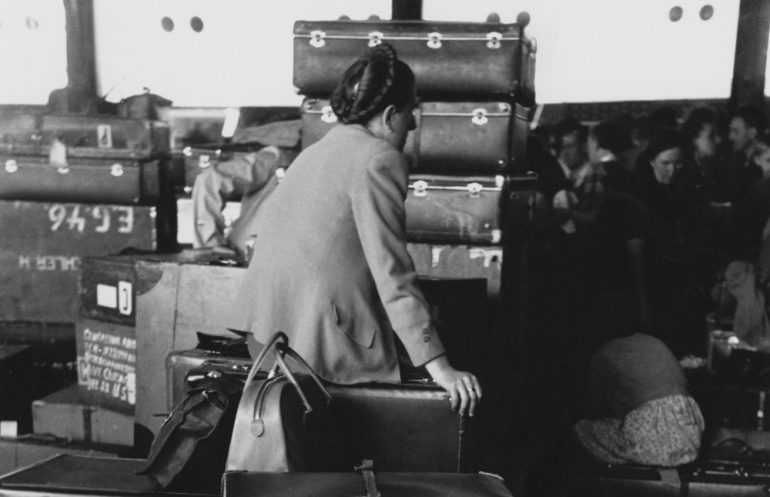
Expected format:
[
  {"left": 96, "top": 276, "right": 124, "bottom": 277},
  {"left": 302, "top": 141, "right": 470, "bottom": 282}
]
[
  {"left": 161, "top": 16, "right": 174, "bottom": 32},
  {"left": 190, "top": 16, "right": 203, "bottom": 32},
  {"left": 669, "top": 6, "right": 683, "bottom": 22},
  {"left": 700, "top": 5, "right": 714, "bottom": 21}
]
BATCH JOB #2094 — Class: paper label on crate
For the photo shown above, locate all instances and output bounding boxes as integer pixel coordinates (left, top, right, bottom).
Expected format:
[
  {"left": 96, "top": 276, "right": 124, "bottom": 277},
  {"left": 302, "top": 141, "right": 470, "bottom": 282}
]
[
  {"left": 0, "top": 421, "right": 18, "bottom": 437},
  {"left": 96, "top": 284, "right": 118, "bottom": 309},
  {"left": 118, "top": 281, "right": 132, "bottom": 316},
  {"left": 78, "top": 326, "right": 137, "bottom": 406}
]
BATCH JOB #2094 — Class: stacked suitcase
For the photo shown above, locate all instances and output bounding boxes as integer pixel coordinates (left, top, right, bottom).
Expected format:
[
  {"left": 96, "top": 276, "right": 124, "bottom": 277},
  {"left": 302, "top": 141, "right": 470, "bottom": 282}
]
[
  {"left": 0, "top": 109, "right": 176, "bottom": 325},
  {"left": 0, "top": 108, "right": 175, "bottom": 454},
  {"left": 293, "top": 16, "right": 537, "bottom": 373}
]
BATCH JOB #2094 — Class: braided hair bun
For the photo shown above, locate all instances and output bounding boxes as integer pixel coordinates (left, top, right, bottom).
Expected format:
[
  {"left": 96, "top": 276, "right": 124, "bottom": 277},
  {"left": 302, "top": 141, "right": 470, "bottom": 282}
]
[{"left": 330, "top": 43, "right": 415, "bottom": 125}]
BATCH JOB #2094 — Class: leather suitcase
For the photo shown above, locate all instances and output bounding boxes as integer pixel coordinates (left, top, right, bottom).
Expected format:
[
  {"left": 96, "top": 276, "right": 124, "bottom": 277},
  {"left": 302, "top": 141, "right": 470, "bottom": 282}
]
[
  {"left": 301, "top": 99, "right": 527, "bottom": 175},
  {"left": 325, "top": 382, "right": 476, "bottom": 473},
  {"left": 223, "top": 470, "right": 513, "bottom": 497},
  {"left": 200, "top": 359, "right": 475, "bottom": 473},
  {"left": 0, "top": 112, "right": 170, "bottom": 159},
  {"left": 0, "top": 454, "right": 214, "bottom": 497},
  {"left": 220, "top": 331, "right": 476, "bottom": 474},
  {"left": 293, "top": 19, "right": 536, "bottom": 103},
  {"left": 0, "top": 155, "right": 164, "bottom": 205},
  {"left": 165, "top": 349, "right": 251, "bottom": 411},
  {"left": 405, "top": 174, "right": 536, "bottom": 245},
  {"left": 576, "top": 461, "right": 770, "bottom": 497},
  {"left": 228, "top": 376, "right": 475, "bottom": 474}
]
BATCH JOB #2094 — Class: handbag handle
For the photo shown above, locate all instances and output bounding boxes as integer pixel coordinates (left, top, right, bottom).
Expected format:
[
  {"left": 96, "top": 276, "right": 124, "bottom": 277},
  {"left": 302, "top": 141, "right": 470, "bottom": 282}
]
[
  {"left": 243, "top": 331, "right": 288, "bottom": 386},
  {"left": 276, "top": 341, "right": 332, "bottom": 404},
  {"left": 244, "top": 332, "right": 332, "bottom": 437}
]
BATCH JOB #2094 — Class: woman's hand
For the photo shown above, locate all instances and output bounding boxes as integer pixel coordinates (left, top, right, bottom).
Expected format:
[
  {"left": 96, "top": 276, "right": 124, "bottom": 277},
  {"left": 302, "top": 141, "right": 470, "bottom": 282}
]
[{"left": 425, "top": 356, "right": 482, "bottom": 417}]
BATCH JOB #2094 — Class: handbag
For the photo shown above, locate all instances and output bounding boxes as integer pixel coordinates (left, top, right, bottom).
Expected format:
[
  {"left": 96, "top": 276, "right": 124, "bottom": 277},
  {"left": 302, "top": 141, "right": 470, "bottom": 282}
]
[
  {"left": 225, "top": 332, "right": 336, "bottom": 472},
  {"left": 134, "top": 360, "right": 252, "bottom": 493}
]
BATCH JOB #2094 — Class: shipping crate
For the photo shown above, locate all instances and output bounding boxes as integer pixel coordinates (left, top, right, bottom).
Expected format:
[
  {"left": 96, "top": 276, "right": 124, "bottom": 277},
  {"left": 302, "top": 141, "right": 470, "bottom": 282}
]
[
  {"left": 0, "top": 200, "right": 166, "bottom": 323},
  {"left": 79, "top": 254, "right": 247, "bottom": 435},
  {"left": 32, "top": 384, "right": 133, "bottom": 447}
]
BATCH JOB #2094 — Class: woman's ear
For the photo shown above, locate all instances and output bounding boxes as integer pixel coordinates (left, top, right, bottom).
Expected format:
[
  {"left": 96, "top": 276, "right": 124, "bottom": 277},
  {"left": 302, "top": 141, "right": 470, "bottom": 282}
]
[{"left": 382, "top": 105, "right": 397, "bottom": 133}]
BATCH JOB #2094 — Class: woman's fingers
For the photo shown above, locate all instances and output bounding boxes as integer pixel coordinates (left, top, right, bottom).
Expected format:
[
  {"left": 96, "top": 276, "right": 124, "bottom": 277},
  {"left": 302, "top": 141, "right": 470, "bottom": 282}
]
[
  {"left": 447, "top": 383, "right": 460, "bottom": 412},
  {"left": 470, "top": 375, "right": 483, "bottom": 398},
  {"left": 461, "top": 375, "right": 480, "bottom": 417},
  {"left": 455, "top": 378, "right": 470, "bottom": 416}
]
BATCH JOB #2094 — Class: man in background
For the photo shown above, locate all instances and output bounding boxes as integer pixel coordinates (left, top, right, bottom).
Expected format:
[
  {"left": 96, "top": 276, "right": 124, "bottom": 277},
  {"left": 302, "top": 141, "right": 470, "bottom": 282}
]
[{"left": 192, "top": 120, "right": 299, "bottom": 259}]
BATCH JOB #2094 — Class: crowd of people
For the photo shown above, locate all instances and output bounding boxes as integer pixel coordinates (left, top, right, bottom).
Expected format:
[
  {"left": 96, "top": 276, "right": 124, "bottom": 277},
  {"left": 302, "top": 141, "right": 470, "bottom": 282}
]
[{"left": 527, "top": 103, "right": 770, "bottom": 470}]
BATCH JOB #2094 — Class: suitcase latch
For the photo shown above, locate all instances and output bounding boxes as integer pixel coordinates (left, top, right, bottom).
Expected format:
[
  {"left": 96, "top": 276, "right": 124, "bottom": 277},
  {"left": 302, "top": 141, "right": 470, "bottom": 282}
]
[
  {"left": 412, "top": 179, "right": 428, "bottom": 197},
  {"left": 321, "top": 106, "right": 338, "bottom": 124},
  {"left": 471, "top": 109, "right": 489, "bottom": 126},
  {"left": 309, "top": 30, "right": 326, "bottom": 48},
  {"left": 111, "top": 163, "right": 124, "bottom": 177},
  {"left": 486, "top": 32, "right": 503, "bottom": 49},
  {"left": 467, "top": 182, "right": 483, "bottom": 197},
  {"left": 427, "top": 32, "right": 442, "bottom": 49},
  {"left": 199, "top": 154, "right": 211, "bottom": 169},
  {"left": 4, "top": 159, "right": 17, "bottom": 173},
  {"left": 368, "top": 31, "right": 383, "bottom": 47}
]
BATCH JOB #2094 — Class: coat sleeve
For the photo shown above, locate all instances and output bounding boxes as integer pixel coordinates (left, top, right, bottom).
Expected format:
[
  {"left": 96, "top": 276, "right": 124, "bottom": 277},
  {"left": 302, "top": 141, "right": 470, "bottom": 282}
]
[
  {"left": 350, "top": 150, "right": 446, "bottom": 367},
  {"left": 191, "top": 167, "right": 235, "bottom": 248}
]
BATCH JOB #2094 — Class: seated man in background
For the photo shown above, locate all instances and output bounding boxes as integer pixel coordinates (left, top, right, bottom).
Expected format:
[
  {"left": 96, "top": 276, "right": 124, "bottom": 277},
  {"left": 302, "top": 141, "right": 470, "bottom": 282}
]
[{"left": 192, "top": 120, "right": 299, "bottom": 259}]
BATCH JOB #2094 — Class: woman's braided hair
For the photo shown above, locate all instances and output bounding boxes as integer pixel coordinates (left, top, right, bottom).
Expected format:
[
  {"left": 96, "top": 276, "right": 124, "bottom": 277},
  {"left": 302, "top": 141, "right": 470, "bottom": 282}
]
[{"left": 330, "top": 43, "right": 415, "bottom": 125}]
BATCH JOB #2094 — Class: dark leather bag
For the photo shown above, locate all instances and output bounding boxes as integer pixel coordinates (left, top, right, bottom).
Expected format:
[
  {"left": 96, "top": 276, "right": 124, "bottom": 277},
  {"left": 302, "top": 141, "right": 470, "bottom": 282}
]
[
  {"left": 225, "top": 332, "right": 334, "bottom": 472},
  {"left": 134, "top": 361, "right": 251, "bottom": 494}
]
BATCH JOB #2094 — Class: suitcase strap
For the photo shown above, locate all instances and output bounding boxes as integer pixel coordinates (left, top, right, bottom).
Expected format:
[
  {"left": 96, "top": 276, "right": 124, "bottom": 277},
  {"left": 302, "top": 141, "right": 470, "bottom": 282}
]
[{"left": 354, "top": 459, "right": 381, "bottom": 497}]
